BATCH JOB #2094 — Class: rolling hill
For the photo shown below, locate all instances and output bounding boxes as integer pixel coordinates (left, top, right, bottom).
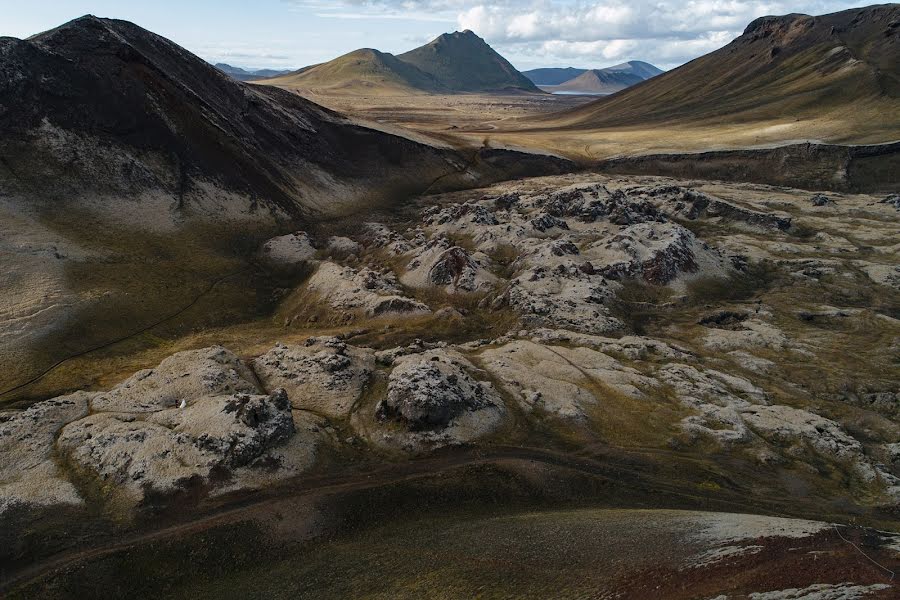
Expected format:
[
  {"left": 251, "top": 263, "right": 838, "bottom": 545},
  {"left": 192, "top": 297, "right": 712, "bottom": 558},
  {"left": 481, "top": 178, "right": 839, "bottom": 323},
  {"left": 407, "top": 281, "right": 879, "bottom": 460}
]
[
  {"left": 603, "top": 60, "right": 664, "bottom": 80},
  {"left": 262, "top": 30, "right": 539, "bottom": 94},
  {"left": 548, "top": 5, "right": 900, "bottom": 132},
  {"left": 524, "top": 61, "right": 663, "bottom": 89},
  {"left": 262, "top": 48, "right": 444, "bottom": 94},
  {"left": 521, "top": 66, "right": 587, "bottom": 86},
  {"left": 550, "top": 69, "right": 645, "bottom": 94}
]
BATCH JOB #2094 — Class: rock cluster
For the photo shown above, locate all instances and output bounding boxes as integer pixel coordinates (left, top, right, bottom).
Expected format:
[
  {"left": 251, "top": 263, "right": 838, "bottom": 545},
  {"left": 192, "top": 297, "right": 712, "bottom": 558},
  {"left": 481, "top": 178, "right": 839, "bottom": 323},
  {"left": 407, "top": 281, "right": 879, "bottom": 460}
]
[
  {"left": 641, "top": 185, "right": 792, "bottom": 231},
  {"left": 259, "top": 232, "right": 317, "bottom": 266},
  {"left": 90, "top": 346, "right": 259, "bottom": 413},
  {"left": 305, "top": 262, "right": 430, "bottom": 318},
  {"left": 253, "top": 338, "right": 374, "bottom": 418},
  {"left": 1, "top": 346, "right": 323, "bottom": 511},
  {"left": 58, "top": 389, "right": 296, "bottom": 501},
  {"left": 370, "top": 350, "right": 506, "bottom": 452},
  {"left": 5, "top": 174, "right": 898, "bottom": 517}
]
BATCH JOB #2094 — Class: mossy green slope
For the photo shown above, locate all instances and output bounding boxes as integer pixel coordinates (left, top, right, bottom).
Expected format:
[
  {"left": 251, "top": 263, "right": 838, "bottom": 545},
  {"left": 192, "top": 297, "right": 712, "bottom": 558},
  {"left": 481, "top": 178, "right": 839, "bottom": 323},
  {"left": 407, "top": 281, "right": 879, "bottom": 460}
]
[{"left": 397, "top": 30, "right": 540, "bottom": 93}]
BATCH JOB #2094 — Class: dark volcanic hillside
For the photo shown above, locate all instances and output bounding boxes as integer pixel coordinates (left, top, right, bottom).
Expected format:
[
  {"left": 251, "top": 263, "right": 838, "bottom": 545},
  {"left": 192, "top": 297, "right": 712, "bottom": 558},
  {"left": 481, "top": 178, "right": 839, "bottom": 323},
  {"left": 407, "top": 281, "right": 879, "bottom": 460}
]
[
  {"left": 550, "top": 4, "right": 900, "bottom": 133},
  {"left": 0, "top": 15, "right": 470, "bottom": 219},
  {"left": 398, "top": 31, "right": 540, "bottom": 93},
  {"left": 0, "top": 16, "right": 571, "bottom": 401}
]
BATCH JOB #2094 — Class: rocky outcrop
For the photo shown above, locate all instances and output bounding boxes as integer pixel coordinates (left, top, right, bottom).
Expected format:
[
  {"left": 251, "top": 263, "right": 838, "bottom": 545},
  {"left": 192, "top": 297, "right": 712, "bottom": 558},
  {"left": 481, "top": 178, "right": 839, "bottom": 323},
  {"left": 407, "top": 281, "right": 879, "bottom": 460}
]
[
  {"left": 592, "top": 223, "right": 703, "bottom": 285},
  {"left": 480, "top": 340, "right": 650, "bottom": 420},
  {"left": 402, "top": 240, "right": 496, "bottom": 293},
  {"left": 259, "top": 232, "right": 317, "bottom": 266},
  {"left": 662, "top": 362, "right": 896, "bottom": 489},
  {"left": 408, "top": 181, "right": 731, "bottom": 335},
  {"left": 253, "top": 338, "right": 374, "bottom": 418},
  {"left": 90, "top": 346, "right": 261, "bottom": 413},
  {"left": 642, "top": 186, "right": 792, "bottom": 231},
  {"left": 368, "top": 350, "right": 505, "bottom": 452},
  {"left": 305, "top": 262, "right": 430, "bottom": 318},
  {"left": 424, "top": 202, "right": 499, "bottom": 227},
  {"left": 662, "top": 363, "right": 764, "bottom": 445},
  {"left": 741, "top": 405, "right": 876, "bottom": 479},
  {"left": 0, "top": 345, "right": 332, "bottom": 511},
  {"left": 57, "top": 389, "right": 296, "bottom": 503},
  {"left": 325, "top": 236, "right": 362, "bottom": 258},
  {"left": 699, "top": 313, "right": 790, "bottom": 351},
  {"left": 505, "top": 267, "right": 623, "bottom": 335}
]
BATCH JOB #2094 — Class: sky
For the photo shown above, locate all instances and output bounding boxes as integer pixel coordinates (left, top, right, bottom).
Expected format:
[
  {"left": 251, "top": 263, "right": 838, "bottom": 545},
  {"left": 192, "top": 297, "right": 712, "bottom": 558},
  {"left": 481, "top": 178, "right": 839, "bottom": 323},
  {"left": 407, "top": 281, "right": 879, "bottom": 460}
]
[{"left": 0, "top": 1, "right": 873, "bottom": 71}]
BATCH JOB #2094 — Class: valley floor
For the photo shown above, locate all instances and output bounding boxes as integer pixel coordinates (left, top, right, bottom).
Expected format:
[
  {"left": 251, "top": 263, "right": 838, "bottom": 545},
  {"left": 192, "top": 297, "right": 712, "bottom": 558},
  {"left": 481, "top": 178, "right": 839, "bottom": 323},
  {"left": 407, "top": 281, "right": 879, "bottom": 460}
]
[{"left": 274, "top": 88, "right": 900, "bottom": 162}]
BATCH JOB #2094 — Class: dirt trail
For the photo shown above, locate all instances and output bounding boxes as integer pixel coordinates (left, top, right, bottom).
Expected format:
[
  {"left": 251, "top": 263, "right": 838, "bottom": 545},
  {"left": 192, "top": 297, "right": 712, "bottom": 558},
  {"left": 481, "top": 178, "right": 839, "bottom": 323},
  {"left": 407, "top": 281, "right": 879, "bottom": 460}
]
[
  {"left": 0, "top": 269, "right": 251, "bottom": 401},
  {"left": 2, "top": 443, "right": 880, "bottom": 594}
]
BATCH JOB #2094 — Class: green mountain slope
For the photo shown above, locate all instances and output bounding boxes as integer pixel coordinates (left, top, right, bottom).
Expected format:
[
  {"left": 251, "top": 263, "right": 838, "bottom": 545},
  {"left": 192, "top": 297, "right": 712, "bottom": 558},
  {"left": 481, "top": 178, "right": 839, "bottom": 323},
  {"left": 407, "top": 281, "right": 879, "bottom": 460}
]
[
  {"left": 397, "top": 30, "right": 540, "bottom": 93},
  {"left": 262, "top": 48, "right": 443, "bottom": 94}
]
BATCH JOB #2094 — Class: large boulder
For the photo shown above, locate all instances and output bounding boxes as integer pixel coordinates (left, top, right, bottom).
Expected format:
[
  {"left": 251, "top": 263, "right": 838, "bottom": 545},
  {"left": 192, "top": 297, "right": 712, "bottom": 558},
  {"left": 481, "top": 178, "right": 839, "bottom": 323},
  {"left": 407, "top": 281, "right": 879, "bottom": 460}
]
[{"left": 368, "top": 350, "right": 505, "bottom": 452}]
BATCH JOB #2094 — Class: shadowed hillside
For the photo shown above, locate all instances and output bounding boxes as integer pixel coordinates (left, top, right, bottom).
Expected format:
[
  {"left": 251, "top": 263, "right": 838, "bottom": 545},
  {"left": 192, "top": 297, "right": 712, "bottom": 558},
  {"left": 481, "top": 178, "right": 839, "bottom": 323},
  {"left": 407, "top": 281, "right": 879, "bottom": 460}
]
[{"left": 0, "top": 15, "right": 572, "bottom": 401}]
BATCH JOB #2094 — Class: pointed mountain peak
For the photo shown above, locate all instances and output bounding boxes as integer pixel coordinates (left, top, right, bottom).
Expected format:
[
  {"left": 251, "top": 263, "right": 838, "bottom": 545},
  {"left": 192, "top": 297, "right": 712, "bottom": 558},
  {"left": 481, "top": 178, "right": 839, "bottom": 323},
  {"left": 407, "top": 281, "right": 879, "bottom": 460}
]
[{"left": 431, "top": 30, "right": 487, "bottom": 46}]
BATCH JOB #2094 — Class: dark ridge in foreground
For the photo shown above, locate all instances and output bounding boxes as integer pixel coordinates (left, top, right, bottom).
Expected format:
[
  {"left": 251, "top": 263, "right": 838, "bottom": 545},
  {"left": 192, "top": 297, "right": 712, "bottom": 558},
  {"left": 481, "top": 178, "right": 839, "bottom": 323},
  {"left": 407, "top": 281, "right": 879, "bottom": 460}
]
[
  {"left": 0, "top": 14, "right": 574, "bottom": 401},
  {"left": 0, "top": 15, "right": 570, "bottom": 221}
]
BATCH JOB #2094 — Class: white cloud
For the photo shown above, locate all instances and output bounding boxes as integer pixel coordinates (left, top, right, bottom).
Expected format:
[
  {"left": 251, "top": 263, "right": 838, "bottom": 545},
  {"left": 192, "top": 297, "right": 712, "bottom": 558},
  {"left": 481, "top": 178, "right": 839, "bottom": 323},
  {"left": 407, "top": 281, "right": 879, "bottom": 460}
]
[{"left": 285, "top": 1, "right": 871, "bottom": 69}]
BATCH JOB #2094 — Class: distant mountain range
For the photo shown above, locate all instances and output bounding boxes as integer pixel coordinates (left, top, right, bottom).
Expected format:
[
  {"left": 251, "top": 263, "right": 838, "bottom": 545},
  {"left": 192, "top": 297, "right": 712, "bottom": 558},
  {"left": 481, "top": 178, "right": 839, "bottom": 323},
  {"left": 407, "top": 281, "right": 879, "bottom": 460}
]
[
  {"left": 521, "top": 67, "right": 588, "bottom": 86},
  {"left": 215, "top": 63, "right": 293, "bottom": 81},
  {"left": 260, "top": 31, "right": 539, "bottom": 94},
  {"left": 523, "top": 61, "right": 664, "bottom": 94}
]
